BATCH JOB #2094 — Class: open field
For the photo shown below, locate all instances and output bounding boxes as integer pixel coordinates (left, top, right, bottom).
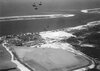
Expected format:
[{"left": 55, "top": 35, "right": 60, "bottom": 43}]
[
  {"left": 0, "top": 44, "right": 17, "bottom": 70},
  {"left": 13, "top": 47, "right": 91, "bottom": 71}
]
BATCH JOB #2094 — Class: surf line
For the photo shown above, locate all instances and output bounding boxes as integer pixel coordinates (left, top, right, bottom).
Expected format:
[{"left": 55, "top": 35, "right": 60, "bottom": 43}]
[
  {"left": 2, "top": 42, "right": 30, "bottom": 71},
  {"left": 0, "top": 14, "right": 75, "bottom": 22}
]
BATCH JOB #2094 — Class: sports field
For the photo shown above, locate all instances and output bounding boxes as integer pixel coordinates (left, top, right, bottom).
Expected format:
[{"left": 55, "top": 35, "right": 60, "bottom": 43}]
[{"left": 14, "top": 47, "right": 90, "bottom": 71}]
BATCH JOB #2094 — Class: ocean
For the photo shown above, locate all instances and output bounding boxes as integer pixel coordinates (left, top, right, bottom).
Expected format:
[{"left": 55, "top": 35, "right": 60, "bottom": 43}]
[{"left": 0, "top": 11, "right": 100, "bottom": 36}]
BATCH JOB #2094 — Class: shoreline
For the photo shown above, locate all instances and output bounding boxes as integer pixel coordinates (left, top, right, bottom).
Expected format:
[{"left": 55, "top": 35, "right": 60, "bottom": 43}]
[{"left": 0, "top": 19, "right": 99, "bottom": 71}]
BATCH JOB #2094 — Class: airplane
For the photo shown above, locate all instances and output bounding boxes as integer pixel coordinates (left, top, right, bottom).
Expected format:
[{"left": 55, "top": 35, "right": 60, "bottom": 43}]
[
  {"left": 32, "top": 1, "right": 42, "bottom": 10},
  {"left": 32, "top": 3, "right": 36, "bottom": 7},
  {"left": 39, "top": 2, "right": 42, "bottom": 6},
  {"left": 34, "top": 7, "right": 38, "bottom": 10}
]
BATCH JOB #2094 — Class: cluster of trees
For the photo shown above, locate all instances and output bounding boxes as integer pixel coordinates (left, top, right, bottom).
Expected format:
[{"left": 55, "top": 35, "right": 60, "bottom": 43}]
[
  {"left": 7, "top": 39, "right": 23, "bottom": 46},
  {"left": 17, "top": 33, "right": 41, "bottom": 42},
  {"left": 6, "top": 33, "right": 44, "bottom": 46},
  {"left": 0, "top": 39, "right": 3, "bottom": 44}
]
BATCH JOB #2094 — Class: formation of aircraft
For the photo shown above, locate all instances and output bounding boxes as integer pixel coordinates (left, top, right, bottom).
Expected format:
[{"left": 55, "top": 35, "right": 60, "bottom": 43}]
[{"left": 32, "top": 2, "right": 42, "bottom": 10}]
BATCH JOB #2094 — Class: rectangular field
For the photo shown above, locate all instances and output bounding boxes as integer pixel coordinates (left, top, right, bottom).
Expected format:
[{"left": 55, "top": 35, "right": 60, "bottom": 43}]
[{"left": 13, "top": 47, "right": 90, "bottom": 71}]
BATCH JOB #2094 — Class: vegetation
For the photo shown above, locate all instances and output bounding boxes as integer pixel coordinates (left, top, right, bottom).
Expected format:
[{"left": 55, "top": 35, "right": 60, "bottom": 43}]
[{"left": 2, "top": 33, "right": 44, "bottom": 47}]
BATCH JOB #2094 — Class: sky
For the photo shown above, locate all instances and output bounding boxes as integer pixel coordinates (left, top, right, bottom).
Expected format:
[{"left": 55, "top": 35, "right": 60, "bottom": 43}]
[{"left": 0, "top": 0, "right": 100, "bottom": 17}]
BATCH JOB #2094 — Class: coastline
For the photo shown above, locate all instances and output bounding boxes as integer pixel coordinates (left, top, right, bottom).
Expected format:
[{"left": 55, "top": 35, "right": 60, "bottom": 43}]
[{"left": 0, "top": 13, "right": 99, "bottom": 71}]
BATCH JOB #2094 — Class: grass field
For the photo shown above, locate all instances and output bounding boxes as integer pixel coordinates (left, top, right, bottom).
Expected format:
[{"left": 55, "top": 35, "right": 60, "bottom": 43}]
[
  {"left": 0, "top": 44, "right": 17, "bottom": 70},
  {"left": 13, "top": 47, "right": 90, "bottom": 71}
]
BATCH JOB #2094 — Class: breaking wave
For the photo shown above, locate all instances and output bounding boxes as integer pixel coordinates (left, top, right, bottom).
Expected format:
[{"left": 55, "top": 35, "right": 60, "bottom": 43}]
[
  {"left": 0, "top": 14, "right": 75, "bottom": 22},
  {"left": 81, "top": 8, "right": 100, "bottom": 13}
]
